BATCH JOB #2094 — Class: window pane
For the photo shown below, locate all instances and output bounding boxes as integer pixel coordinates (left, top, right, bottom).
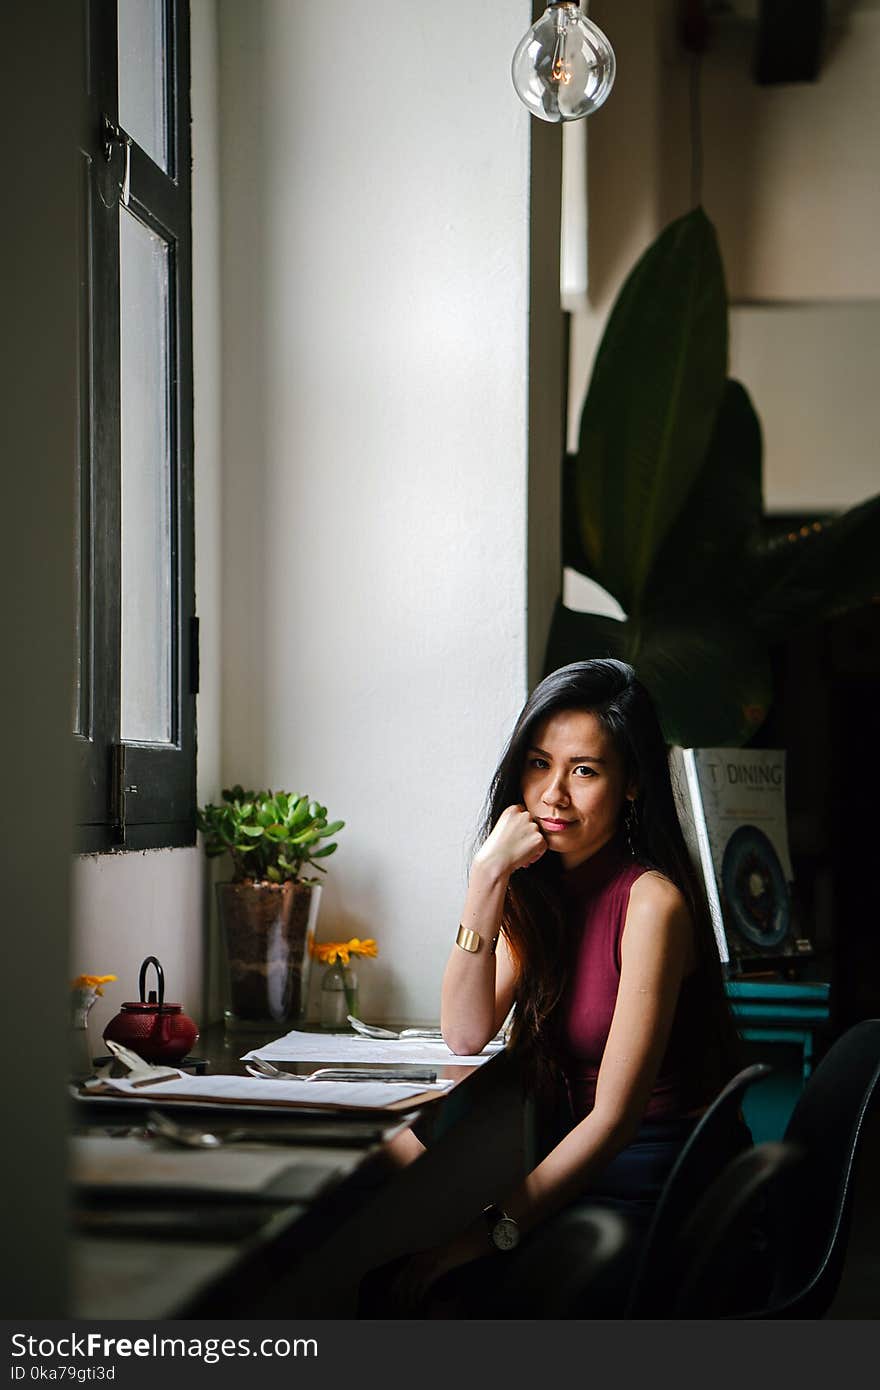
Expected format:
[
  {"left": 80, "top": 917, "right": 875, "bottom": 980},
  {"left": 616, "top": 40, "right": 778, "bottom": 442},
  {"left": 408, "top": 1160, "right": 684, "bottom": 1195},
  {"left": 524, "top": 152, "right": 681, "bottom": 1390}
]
[
  {"left": 119, "top": 207, "right": 173, "bottom": 745},
  {"left": 118, "top": 0, "right": 168, "bottom": 171}
]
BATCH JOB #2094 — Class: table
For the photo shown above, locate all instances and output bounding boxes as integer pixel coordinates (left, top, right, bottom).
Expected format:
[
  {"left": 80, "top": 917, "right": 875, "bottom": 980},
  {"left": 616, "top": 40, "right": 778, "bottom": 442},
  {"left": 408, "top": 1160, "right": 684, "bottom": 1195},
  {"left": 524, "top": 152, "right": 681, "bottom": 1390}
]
[{"left": 71, "top": 1024, "right": 528, "bottom": 1318}]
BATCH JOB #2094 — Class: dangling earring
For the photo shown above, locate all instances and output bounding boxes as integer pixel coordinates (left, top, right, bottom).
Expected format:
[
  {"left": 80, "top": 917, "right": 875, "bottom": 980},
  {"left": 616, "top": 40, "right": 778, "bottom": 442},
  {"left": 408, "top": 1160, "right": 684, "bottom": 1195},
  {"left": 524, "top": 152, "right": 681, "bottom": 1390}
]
[{"left": 623, "top": 798, "right": 638, "bottom": 857}]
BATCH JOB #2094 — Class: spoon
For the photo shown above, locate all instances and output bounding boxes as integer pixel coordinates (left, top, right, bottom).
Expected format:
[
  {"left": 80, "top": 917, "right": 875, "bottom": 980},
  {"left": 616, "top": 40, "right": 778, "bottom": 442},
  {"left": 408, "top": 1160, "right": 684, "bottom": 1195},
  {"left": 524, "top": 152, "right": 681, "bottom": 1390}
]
[{"left": 346, "top": 1015, "right": 473, "bottom": 1043}]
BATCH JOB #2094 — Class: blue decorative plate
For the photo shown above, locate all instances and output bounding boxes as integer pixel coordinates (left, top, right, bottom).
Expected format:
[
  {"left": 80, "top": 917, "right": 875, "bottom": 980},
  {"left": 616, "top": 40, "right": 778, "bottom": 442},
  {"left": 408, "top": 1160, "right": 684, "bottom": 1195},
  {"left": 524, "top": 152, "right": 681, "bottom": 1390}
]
[{"left": 720, "top": 824, "right": 791, "bottom": 950}]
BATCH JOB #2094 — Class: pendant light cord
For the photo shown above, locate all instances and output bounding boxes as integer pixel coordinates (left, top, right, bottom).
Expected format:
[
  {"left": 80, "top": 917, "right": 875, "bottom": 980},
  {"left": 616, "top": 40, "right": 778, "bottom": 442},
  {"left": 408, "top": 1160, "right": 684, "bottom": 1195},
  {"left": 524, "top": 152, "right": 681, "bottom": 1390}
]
[{"left": 689, "top": 51, "right": 703, "bottom": 208}]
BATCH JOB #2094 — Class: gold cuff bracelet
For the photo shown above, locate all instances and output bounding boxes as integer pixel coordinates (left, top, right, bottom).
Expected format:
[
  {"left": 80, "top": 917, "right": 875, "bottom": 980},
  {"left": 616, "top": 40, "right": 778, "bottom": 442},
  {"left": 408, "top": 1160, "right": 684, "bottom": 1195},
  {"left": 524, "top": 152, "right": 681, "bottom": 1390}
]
[
  {"left": 456, "top": 924, "right": 482, "bottom": 953},
  {"left": 455, "top": 924, "right": 499, "bottom": 954}
]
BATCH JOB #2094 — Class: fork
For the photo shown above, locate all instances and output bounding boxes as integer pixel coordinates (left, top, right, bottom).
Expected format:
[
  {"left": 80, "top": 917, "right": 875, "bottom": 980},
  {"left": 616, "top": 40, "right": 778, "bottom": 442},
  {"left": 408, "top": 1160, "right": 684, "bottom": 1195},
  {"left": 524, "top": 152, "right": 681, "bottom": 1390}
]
[
  {"left": 346, "top": 1015, "right": 401, "bottom": 1039},
  {"left": 244, "top": 1056, "right": 294, "bottom": 1079}
]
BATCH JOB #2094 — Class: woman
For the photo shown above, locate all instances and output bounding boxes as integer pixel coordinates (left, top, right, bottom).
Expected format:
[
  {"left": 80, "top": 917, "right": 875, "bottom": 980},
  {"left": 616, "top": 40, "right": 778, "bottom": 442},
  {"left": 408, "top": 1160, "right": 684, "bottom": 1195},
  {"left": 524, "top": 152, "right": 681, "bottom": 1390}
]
[{"left": 380, "top": 659, "right": 746, "bottom": 1316}]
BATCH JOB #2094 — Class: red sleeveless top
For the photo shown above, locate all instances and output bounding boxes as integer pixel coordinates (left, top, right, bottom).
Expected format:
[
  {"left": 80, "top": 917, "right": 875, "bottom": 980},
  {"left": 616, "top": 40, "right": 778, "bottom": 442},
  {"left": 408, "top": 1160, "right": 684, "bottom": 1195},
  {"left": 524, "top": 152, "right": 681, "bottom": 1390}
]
[{"left": 557, "top": 834, "right": 723, "bottom": 1123}]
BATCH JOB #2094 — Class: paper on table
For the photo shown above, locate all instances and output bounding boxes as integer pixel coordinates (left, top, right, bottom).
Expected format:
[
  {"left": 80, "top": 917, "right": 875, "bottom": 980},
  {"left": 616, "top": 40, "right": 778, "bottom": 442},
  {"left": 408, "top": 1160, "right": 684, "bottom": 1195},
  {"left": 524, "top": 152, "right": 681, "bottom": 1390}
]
[
  {"left": 97, "top": 1073, "right": 454, "bottom": 1109},
  {"left": 241, "top": 1030, "right": 505, "bottom": 1066}
]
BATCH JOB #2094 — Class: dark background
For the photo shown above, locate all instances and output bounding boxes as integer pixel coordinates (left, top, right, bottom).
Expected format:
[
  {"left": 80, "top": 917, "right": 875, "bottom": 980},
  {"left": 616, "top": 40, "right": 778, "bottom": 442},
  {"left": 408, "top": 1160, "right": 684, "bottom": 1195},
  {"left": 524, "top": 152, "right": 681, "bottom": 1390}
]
[{"left": 749, "top": 513, "right": 880, "bottom": 1034}]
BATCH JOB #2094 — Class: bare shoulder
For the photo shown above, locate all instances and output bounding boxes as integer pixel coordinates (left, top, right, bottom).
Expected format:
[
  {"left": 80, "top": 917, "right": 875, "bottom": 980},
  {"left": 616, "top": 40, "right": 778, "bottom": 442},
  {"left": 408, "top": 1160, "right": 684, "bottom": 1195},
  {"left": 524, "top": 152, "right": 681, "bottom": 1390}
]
[
  {"left": 624, "top": 870, "right": 694, "bottom": 967},
  {"left": 628, "top": 868, "right": 688, "bottom": 917}
]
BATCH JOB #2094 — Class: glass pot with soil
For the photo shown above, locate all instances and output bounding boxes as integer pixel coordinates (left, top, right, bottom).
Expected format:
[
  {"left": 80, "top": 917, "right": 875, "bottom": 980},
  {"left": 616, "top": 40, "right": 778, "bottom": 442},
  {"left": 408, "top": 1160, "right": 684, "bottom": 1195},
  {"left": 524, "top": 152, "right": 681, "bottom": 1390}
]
[{"left": 217, "top": 879, "right": 322, "bottom": 1028}]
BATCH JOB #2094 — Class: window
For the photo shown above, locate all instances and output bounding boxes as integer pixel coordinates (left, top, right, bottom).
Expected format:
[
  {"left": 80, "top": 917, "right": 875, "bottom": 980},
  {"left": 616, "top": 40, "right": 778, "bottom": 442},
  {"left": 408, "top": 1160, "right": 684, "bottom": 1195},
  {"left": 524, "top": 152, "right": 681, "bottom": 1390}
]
[{"left": 74, "top": 0, "right": 195, "bottom": 852}]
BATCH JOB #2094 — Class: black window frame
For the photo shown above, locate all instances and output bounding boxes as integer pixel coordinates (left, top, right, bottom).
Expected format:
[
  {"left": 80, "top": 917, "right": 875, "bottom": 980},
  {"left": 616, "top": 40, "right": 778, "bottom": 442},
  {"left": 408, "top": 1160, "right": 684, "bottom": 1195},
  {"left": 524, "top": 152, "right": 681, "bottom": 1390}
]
[{"left": 74, "top": 0, "right": 196, "bottom": 854}]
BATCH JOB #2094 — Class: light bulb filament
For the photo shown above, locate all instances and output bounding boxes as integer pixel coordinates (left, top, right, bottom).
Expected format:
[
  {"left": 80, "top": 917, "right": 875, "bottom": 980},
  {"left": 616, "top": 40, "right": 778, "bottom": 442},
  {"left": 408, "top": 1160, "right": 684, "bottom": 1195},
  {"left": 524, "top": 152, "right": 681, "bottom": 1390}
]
[{"left": 551, "top": 7, "right": 573, "bottom": 85}]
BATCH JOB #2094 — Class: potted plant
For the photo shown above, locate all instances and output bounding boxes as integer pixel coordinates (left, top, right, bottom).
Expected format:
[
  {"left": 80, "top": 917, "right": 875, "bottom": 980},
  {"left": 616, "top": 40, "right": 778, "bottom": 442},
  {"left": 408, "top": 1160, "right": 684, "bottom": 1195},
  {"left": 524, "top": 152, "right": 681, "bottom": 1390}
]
[
  {"left": 198, "top": 785, "right": 344, "bottom": 1030},
  {"left": 548, "top": 208, "right": 880, "bottom": 746}
]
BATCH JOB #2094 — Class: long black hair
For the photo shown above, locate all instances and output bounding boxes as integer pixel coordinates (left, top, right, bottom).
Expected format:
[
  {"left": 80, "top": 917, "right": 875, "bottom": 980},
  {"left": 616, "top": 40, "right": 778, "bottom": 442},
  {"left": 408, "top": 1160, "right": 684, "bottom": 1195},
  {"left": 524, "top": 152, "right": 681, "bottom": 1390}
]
[{"left": 478, "top": 659, "right": 741, "bottom": 1096}]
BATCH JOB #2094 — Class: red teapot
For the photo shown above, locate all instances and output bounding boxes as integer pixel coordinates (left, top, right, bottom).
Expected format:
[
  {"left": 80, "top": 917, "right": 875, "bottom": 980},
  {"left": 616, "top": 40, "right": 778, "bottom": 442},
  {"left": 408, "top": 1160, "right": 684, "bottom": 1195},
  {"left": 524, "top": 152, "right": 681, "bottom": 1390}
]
[{"left": 103, "top": 956, "right": 199, "bottom": 1064}]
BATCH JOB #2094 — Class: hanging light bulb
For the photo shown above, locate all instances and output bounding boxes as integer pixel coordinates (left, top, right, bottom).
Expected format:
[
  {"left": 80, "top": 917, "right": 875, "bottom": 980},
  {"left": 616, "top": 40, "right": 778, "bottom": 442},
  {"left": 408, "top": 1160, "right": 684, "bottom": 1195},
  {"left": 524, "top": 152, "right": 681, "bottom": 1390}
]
[{"left": 511, "top": 2, "right": 616, "bottom": 124}]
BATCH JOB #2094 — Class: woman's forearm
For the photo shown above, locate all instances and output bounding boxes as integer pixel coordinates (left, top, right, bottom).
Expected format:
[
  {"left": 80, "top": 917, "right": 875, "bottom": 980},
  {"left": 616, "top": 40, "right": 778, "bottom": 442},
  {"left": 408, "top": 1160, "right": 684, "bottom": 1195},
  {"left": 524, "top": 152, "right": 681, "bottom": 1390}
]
[
  {"left": 440, "top": 853, "right": 510, "bottom": 1055},
  {"left": 502, "top": 1109, "right": 638, "bottom": 1234},
  {"left": 400, "top": 1112, "right": 641, "bottom": 1295}
]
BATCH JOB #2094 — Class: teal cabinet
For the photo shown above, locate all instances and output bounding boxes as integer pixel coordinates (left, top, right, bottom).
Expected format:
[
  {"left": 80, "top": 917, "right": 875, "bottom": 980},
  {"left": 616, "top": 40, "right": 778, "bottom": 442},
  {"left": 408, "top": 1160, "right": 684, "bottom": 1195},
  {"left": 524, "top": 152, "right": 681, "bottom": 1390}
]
[{"left": 724, "top": 979, "right": 831, "bottom": 1142}]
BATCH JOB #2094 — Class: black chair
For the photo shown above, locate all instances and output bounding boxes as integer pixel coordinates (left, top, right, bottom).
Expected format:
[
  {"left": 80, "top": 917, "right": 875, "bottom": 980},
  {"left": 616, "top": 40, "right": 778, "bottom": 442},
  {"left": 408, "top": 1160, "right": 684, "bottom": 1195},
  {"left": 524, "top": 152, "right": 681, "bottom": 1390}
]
[
  {"left": 668, "top": 1020, "right": 880, "bottom": 1319},
  {"left": 503, "top": 1062, "right": 770, "bottom": 1318},
  {"left": 669, "top": 1140, "right": 806, "bottom": 1317},
  {"left": 622, "top": 1062, "right": 771, "bottom": 1317},
  {"left": 752, "top": 1017, "right": 880, "bottom": 1318}
]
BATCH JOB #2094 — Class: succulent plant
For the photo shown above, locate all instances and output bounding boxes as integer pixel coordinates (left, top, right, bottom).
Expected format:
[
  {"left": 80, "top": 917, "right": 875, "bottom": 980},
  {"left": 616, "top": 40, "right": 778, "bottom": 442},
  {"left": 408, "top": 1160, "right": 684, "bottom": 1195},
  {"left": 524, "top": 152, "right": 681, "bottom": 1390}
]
[{"left": 197, "top": 785, "right": 344, "bottom": 884}]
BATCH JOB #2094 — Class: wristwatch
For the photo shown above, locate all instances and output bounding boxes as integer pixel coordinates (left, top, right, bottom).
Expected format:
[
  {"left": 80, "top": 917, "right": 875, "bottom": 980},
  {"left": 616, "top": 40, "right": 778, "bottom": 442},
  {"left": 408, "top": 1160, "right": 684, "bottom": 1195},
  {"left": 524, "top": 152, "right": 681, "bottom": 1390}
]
[{"left": 483, "top": 1203, "right": 520, "bottom": 1253}]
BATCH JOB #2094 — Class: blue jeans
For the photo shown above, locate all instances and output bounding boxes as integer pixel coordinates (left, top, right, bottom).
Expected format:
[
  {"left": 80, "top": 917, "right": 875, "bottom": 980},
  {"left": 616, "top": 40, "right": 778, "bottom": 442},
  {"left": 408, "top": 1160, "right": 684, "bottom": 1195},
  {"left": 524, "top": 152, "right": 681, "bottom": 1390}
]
[{"left": 574, "top": 1114, "right": 703, "bottom": 1232}]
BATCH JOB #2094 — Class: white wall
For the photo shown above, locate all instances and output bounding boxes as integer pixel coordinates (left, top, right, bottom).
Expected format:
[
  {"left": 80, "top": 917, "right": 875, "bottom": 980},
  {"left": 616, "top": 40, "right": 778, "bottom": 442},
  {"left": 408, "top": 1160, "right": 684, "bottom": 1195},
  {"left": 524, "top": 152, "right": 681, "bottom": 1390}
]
[
  {"left": 729, "top": 303, "right": 880, "bottom": 511},
  {"left": 566, "top": 0, "right": 880, "bottom": 514},
  {"left": 217, "top": 0, "right": 558, "bottom": 1023},
  {"left": 698, "top": 6, "right": 880, "bottom": 303},
  {"left": 706, "top": 4, "right": 880, "bottom": 511},
  {"left": 71, "top": 0, "right": 224, "bottom": 1045}
]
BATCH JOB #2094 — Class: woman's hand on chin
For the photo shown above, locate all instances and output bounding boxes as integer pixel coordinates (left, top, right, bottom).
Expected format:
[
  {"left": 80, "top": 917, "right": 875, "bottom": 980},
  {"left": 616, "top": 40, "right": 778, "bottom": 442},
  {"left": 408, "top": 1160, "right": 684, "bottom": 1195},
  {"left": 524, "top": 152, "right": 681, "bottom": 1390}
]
[{"left": 474, "top": 804, "right": 547, "bottom": 879}]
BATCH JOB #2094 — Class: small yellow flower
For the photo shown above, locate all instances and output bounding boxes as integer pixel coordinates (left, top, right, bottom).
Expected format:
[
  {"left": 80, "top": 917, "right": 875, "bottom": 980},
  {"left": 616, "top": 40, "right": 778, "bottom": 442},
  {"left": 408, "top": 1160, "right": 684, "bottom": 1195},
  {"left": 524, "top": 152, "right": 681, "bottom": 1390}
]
[
  {"left": 71, "top": 973, "right": 117, "bottom": 996},
  {"left": 312, "top": 938, "right": 378, "bottom": 967}
]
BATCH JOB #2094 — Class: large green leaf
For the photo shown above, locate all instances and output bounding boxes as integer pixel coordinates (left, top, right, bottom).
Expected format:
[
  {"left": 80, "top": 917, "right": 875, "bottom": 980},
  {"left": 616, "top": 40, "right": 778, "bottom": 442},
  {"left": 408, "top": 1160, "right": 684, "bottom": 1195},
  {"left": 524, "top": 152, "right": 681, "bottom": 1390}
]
[
  {"left": 545, "top": 604, "right": 630, "bottom": 669},
  {"left": 544, "top": 600, "right": 772, "bottom": 747},
  {"left": 642, "top": 379, "right": 764, "bottom": 617},
  {"left": 748, "top": 493, "right": 880, "bottom": 640},
  {"left": 574, "top": 209, "right": 728, "bottom": 615}
]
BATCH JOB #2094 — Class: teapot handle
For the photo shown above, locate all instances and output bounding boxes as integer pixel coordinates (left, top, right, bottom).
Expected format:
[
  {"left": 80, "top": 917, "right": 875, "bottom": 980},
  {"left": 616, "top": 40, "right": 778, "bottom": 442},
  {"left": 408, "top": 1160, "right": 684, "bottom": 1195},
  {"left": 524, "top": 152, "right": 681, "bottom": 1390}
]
[{"left": 138, "top": 955, "right": 165, "bottom": 1006}]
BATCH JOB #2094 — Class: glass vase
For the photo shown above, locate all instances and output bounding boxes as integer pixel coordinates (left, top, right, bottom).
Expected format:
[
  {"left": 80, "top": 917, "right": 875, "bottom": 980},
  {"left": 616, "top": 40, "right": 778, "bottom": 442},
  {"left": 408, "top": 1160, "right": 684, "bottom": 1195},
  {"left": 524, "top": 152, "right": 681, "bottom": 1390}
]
[
  {"left": 69, "top": 992, "right": 96, "bottom": 1081},
  {"left": 320, "top": 961, "right": 359, "bottom": 1030},
  {"left": 217, "top": 880, "right": 322, "bottom": 1031}
]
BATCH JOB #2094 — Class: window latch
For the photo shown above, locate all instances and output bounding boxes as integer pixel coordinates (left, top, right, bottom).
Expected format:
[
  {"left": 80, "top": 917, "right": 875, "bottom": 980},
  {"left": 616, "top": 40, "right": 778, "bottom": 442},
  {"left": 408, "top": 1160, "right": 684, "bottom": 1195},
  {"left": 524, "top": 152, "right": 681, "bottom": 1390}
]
[
  {"left": 112, "top": 743, "right": 138, "bottom": 842},
  {"left": 102, "top": 115, "right": 132, "bottom": 208}
]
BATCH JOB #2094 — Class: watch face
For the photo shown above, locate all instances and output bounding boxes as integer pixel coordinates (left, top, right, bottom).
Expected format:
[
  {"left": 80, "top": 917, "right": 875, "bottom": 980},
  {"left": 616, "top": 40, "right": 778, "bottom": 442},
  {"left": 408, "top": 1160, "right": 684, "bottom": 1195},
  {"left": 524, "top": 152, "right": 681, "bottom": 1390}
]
[{"left": 492, "top": 1217, "right": 520, "bottom": 1252}]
